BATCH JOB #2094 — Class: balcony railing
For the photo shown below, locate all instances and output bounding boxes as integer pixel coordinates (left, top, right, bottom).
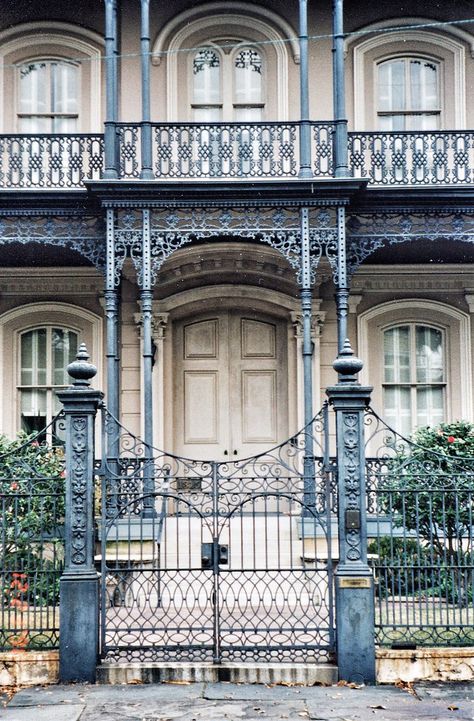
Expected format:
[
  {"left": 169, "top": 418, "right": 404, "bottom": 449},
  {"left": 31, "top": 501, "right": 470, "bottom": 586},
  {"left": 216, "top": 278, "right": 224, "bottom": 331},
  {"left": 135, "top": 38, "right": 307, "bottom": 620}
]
[
  {"left": 118, "top": 122, "right": 334, "bottom": 179},
  {"left": 0, "top": 134, "right": 103, "bottom": 189},
  {"left": 349, "top": 130, "right": 474, "bottom": 186},
  {"left": 1, "top": 125, "right": 473, "bottom": 189}
]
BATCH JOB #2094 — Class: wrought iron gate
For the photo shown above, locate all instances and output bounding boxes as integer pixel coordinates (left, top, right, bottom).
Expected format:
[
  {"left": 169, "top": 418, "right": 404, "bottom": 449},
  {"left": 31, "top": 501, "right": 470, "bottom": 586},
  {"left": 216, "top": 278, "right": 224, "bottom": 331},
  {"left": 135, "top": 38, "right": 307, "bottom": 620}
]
[{"left": 98, "top": 406, "right": 336, "bottom": 663}]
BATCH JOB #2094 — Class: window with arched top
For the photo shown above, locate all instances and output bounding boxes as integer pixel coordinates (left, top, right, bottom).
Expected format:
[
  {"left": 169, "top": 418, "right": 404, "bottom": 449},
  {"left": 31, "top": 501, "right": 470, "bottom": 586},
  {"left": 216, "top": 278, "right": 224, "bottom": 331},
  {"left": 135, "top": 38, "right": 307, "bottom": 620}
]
[
  {"left": 19, "top": 327, "right": 78, "bottom": 436},
  {"left": 0, "top": 23, "right": 103, "bottom": 133},
  {"left": 377, "top": 57, "right": 440, "bottom": 131},
  {"left": 357, "top": 298, "right": 472, "bottom": 437},
  {"left": 18, "top": 59, "right": 80, "bottom": 133},
  {"left": 351, "top": 26, "right": 468, "bottom": 130},
  {"left": 383, "top": 324, "right": 445, "bottom": 436},
  {"left": 191, "top": 44, "right": 264, "bottom": 122}
]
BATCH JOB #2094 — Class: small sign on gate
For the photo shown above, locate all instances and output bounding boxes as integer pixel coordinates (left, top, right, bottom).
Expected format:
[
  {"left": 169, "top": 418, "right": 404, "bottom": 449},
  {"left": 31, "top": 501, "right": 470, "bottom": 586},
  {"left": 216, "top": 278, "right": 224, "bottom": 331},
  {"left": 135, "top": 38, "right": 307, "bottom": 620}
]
[{"left": 338, "top": 577, "right": 371, "bottom": 589}]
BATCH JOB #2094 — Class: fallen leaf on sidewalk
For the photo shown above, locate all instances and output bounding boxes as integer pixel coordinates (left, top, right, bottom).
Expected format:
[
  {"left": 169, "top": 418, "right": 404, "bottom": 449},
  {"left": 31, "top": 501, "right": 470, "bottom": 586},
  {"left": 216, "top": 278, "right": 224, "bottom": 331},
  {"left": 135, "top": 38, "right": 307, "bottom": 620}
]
[
  {"left": 336, "top": 680, "right": 363, "bottom": 689},
  {"left": 394, "top": 680, "right": 418, "bottom": 697}
]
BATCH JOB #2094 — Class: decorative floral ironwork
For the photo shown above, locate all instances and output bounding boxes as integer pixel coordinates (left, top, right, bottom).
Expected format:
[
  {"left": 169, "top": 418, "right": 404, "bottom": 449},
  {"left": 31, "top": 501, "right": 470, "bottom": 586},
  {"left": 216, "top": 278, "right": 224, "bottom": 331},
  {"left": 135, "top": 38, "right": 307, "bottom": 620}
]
[
  {"left": 0, "top": 213, "right": 105, "bottom": 269},
  {"left": 70, "top": 416, "right": 88, "bottom": 566},
  {"left": 346, "top": 210, "right": 474, "bottom": 275},
  {"left": 114, "top": 206, "right": 338, "bottom": 286}
]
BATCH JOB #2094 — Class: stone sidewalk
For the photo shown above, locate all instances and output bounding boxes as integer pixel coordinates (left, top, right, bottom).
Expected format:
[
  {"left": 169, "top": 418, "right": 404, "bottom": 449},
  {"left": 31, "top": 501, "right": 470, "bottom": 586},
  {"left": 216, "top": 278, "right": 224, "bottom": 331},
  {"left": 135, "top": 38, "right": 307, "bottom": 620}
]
[{"left": 2, "top": 681, "right": 474, "bottom": 721}]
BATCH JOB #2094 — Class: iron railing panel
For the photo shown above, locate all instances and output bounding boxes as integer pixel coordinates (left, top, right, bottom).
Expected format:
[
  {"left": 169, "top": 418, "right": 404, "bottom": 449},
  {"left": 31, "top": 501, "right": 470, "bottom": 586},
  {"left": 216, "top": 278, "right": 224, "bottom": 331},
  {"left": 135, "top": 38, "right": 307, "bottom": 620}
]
[
  {"left": 365, "top": 410, "right": 474, "bottom": 647},
  {"left": 0, "top": 416, "right": 65, "bottom": 651}
]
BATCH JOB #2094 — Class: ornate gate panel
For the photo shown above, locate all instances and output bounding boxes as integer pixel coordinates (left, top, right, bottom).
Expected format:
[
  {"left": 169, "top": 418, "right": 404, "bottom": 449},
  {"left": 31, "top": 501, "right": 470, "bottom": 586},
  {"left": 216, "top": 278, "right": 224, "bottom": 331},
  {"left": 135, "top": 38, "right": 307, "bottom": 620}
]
[{"left": 99, "top": 407, "right": 335, "bottom": 663}]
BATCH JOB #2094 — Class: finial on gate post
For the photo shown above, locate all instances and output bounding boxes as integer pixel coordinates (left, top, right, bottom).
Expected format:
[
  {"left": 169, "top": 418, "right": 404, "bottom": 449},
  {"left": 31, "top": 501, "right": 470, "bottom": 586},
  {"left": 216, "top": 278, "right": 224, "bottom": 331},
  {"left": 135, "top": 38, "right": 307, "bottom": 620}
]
[
  {"left": 67, "top": 343, "right": 97, "bottom": 388},
  {"left": 332, "top": 338, "right": 363, "bottom": 383}
]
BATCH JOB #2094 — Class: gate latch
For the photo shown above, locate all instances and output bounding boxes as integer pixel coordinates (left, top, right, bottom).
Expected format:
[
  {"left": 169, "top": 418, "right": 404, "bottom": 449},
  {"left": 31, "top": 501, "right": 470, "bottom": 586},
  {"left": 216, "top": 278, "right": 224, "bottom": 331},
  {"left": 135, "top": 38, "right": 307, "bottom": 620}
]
[{"left": 201, "top": 542, "right": 229, "bottom": 569}]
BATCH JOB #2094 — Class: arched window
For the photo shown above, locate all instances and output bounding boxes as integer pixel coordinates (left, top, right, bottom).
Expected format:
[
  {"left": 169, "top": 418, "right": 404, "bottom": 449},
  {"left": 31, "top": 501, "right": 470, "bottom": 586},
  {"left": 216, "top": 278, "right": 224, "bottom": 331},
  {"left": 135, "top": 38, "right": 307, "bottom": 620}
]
[
  {"left": 377, "top": 57, "right": 440, "bottom": 130},
  {"left": 357, "top": 298, "right": 472, "bottom": 437},
  {"left": 350, "top": 25, "right": 467, "bottom": 129},
  {"left": 0, "top": 23, "right": 103, "bottom": 133},
  {"left": 19, "top": 327, "right": 78, "bottom": 436},
  {"left": 383, "top": 324, "right": 445, "bottom": 436},
  {"left": 18, "top": 59, "right": 80, "bottom": 133},
  {"left": 191, "top": 44, "right": 264, "bottom": 122}
]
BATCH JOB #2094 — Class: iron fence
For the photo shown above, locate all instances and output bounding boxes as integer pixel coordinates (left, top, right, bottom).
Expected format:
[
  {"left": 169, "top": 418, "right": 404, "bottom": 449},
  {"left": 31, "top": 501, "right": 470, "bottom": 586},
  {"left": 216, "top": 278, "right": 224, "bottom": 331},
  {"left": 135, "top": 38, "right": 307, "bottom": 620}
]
[
  {"left": 365, "top": 410, "right": 474, "bottom": 647},
  {"left": 0, "top": 418, "right": 65, "bottom": 651}
]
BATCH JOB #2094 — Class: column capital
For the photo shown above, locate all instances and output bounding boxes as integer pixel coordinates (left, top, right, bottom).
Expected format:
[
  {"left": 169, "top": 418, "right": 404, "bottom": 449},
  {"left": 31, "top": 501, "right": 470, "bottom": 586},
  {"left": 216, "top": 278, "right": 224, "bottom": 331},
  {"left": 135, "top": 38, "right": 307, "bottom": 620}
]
[
  {"left": 291, "top": 310, "right": 326, "bottom": 339},
  {"left": 134, "top": 309, "right": 169, "bottom": 342}
]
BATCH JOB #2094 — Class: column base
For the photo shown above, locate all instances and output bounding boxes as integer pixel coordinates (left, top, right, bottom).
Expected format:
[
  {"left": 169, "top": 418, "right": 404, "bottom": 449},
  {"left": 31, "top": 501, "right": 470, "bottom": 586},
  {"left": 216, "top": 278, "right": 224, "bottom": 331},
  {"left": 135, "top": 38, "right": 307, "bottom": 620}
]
[{"left": 59, "top": 574, "right": 99, "bottom": 683}]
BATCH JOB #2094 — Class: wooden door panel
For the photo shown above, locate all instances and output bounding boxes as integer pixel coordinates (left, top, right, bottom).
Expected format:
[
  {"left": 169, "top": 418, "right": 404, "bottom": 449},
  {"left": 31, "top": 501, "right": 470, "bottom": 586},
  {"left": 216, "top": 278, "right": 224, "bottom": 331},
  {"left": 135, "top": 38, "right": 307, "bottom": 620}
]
[
  {"left": 241, "top": 318, "right": 276, "bottom": 358},
  {"left": 184, "top": 319, "right": 219, "bottom": 359},
  {"left": 241, "top": 369, "right": 277, "bottom": 443},
  {"left": 183, "top": 371, "right": 218, "bottom": 444}
]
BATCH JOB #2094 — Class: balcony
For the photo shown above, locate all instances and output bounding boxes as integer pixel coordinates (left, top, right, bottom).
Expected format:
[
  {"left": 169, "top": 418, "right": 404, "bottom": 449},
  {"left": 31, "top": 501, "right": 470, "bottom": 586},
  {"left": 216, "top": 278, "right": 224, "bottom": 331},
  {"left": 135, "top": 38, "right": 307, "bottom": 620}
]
[{"left": 1, "top": 124, "right": 473, "bottom": 189}]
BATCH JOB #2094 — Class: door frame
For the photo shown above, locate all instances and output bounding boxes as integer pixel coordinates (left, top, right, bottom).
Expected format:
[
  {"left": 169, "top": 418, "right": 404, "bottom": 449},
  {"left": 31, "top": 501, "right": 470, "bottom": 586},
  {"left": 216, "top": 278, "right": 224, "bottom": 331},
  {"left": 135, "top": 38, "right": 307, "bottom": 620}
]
[{"left": 149, "top": 284, "right": 311, "bottom": 452}]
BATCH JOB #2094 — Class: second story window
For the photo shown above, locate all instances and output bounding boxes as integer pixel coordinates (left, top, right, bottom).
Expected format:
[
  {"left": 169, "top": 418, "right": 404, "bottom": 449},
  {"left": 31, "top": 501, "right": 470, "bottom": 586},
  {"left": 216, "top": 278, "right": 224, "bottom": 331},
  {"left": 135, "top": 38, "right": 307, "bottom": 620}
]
[
  {"left": 18, "top": 59, "right": 79, "bottom": 133},
  {"left": 19, "top": 327, "right": 78, "bottom": 437},
  {"left": 377, "top": 57, "right": 440, "bottom": 131},
  {"left": 383, "top": 324, "right": 445, "bottom": 437},
  {"left": 192, "top": 44, "right": 264, "bottom": 122}
]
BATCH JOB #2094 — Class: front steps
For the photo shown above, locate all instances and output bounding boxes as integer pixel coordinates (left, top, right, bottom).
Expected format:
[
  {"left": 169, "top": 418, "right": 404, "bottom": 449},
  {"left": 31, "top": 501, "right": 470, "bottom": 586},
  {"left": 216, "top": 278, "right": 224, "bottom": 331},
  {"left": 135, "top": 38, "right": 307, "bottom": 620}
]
[{"left": 97, "top": 662, "right": 338, "bottom": 686}]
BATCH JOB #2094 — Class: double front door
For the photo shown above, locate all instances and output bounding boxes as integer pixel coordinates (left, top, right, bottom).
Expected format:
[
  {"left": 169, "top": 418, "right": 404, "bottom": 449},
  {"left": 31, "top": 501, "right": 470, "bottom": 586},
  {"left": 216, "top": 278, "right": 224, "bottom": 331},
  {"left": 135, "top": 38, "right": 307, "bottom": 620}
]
[{"left": 173, "top": 310, "right": 289, "bottom": 460}]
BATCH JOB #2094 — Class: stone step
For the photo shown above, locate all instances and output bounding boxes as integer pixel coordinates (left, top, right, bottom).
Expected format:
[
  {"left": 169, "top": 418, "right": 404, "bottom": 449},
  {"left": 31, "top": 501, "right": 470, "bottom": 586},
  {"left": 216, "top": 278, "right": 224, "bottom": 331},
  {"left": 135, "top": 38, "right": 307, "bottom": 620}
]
[{"left": 97, "top": 661, "right": 338, "bottom": 686}]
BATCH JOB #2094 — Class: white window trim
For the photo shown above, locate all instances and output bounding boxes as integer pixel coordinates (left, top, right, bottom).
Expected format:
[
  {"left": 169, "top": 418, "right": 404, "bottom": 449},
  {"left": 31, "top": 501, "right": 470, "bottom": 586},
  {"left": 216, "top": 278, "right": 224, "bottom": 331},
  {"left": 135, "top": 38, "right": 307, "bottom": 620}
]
[
  {"left": 152, "top": 1, "right": 298, "bottom": 121},
  {"left": 0, "top": 22, "right": 103, "bottom": 133},
  {"left": 351, "top": 24, "right": 467, "bottom": 129},
  {"left": 0, "top": 302, "right": 103, "bottom": 437},
  {"left": 357, "top": 299, "right": 472, "bottom": 423}
]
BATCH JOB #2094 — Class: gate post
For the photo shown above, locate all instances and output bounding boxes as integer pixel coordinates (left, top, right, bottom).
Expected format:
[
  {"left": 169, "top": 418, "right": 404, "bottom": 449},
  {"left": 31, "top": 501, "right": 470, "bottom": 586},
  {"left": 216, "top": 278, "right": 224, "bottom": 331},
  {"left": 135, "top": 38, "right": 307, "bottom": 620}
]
[
  {"left": 326, "top": 340, "right": 376, "bottom": 684},
  {"left": 57, "top": 344, "right": 103, "bottom": 683}
]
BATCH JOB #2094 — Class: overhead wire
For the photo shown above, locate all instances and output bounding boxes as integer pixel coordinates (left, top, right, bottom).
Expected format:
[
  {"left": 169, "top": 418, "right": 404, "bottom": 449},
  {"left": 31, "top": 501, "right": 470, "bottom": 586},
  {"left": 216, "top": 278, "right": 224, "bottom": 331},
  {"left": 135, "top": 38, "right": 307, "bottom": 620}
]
[{"left": 2, "top": 15, "right": 474, "bottom": 69}]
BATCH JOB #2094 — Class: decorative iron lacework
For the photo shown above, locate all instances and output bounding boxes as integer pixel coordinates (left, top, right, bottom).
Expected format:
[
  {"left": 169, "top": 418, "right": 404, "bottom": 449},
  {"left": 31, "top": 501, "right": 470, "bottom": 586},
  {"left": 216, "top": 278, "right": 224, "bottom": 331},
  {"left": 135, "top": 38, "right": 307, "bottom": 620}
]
[
  {"left": 193, "top": 48, "right": 220, "bottom": 74},
  {"left": 114, "top": 206, "right": 339, "bottom": 287},
  {"left": 346, "top": 210, "right": 474, "bottom": 275},
  {"left": 234, "top": 49, "right": 262, "bottom": 74},
  {"left": 0, "top": 214, "right": 105, "bottom": 269}
]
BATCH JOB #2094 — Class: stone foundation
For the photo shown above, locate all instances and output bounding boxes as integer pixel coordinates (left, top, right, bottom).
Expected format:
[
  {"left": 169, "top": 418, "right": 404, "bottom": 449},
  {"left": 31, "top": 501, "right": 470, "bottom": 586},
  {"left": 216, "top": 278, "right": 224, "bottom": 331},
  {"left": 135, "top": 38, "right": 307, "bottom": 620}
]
[
  {"left": 377, "top": 647, "right": 474, "bottom": 683},
  {"left": 2, "top": 648, "right": 474, "bottom": 686},
  {"left": 0, "top": 651, "right": 59, "bottom": 687}
]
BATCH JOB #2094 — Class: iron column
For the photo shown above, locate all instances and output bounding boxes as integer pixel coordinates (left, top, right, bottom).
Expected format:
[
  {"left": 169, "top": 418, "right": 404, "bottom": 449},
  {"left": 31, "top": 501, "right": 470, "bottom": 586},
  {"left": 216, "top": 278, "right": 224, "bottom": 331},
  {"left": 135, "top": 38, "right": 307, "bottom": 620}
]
[
  {"left": 298, "top": 0, "right": 312, "bottom": 179},
  {"left": 104, "top": 0, "right": 118, "bottom": 179},
  {"left": 140, "top": 0, "right": 153, "bottom": 179},
  {"left": 332, "top": 0, "right": 349, "bottom": 178},
  {"left": 141, "top": 209, "right": 156, "bottom": 517},
  {"left": 301, "top": 207, "right": 315, "bottom": 510}
]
